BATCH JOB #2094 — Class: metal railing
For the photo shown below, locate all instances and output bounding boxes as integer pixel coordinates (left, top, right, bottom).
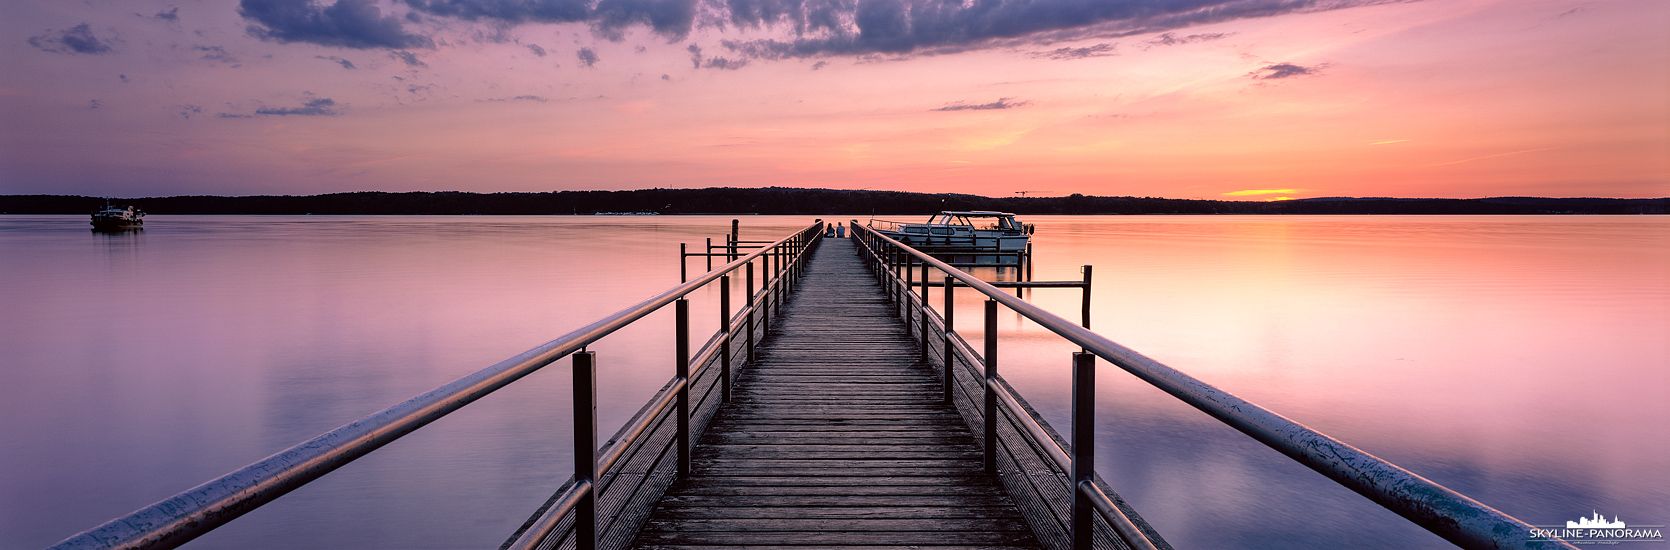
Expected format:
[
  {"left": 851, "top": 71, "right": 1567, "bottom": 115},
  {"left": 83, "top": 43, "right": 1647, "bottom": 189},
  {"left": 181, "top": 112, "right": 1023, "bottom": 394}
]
[
  {"left": 851, "top": 222, "right": 1577, "bottom": 550},
  {"left": 48, "top": 222, "right": 826, "bottom": 550}
]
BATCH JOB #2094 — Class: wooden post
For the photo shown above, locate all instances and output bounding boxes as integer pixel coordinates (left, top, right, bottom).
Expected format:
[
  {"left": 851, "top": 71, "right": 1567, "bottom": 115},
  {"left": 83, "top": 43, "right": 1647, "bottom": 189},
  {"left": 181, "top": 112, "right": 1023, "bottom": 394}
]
[
  {"left": 705, "top": 237, "right": 712, "bottom": 271},
  {"left": 746, "top": 262, "right": 755, "bottom": 362},
  {"left": 720, "top": 274, "right": 732, "bottom": 403},
  {"left": 943, "top": 275, "right": 955, "bottom": 404},
  {"left": 920, "top": 262, "right": 930, "bottom": 360},
  {"left": 679, "top": 242, "right": 687, "bottom": 282},
  {"left": 984, "top": 299, "right": 998, "bottom": 475},
  {"left": 1081, "top": 265, "right": 1093, "bottom": 330},
  {"left": 1072, "top": 352, "right": 1095, "bottom": 550},
  {"left": 675, "top": 299, "right": 690, "bottom": 477},
  {"left": 572, "top": 351, "right": 597, "bottom": 550},
  {"left": 904, "top": 254, "right": 914, "bottom": 324}
]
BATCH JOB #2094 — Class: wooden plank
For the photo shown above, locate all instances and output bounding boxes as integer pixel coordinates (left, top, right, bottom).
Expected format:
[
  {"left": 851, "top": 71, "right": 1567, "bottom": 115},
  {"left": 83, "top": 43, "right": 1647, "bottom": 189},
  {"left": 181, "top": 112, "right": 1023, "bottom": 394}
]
[
  {"left": 634, "top": 531, "right": 1039, "bottom": 545},
  {"left": 634, "top": 544, "right": 1035, "bottom": 548},
  {"left": 639, "top": 518, "right": 1034, "bottom": 531},
  {"left": 648, "top": 506, "right": 1024, "bottom": 520},
  {"left": 672, "top": 476, "right": 998, "bottom": 488},
  {"left": 670, "top": 485, "right": 1010, "bottom": 497}
]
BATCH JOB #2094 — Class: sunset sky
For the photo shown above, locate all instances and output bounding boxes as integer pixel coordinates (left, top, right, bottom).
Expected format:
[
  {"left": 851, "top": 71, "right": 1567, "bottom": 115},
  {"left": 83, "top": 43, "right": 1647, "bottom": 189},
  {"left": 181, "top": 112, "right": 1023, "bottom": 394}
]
[{"left": 2, "top": 0, "right": 1665, "bottom": 199}]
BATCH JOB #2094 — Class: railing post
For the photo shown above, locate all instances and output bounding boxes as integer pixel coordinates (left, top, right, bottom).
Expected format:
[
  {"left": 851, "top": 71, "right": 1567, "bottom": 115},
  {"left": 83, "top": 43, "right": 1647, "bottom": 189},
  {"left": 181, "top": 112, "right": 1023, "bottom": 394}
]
[
  {"left": 705, "top": 237, "right": 712, "bottom": 271},
  {"left": 1072, "top": 352, "right": 1095, "bottom": 550},
  {"left": 720, "top": 274, "right": 732, "bottom": 403},
  {"left": 730, "top": 219, "right": 739, "bottom": 261},
  {"left": 675, "top": 299, "right": 690, "bottom": 478},
  {"left": 920, "top": 262, "right": 930, "bottom": 360},
  {"left": 572, "top": 351, "right": 597, "bottom": 550},
  {"left": 1081, "top": 265, "right": 1093, "bottom": 329},
  {"left": 746, "top": 261, "right": 756, "bottom": 363},
  {"left": 984, "top": 299, "right": 998, "bottom": 476},
  {"left": 884, "top": 248, "right": 896, "bottom": 307},
  {"left": 679, "top": 242, "right": 687, "bottom": 282},
  {"left": 905, "top": 255, "right": 915, "bottom": 331},
  {"left": 772, "top": 246, "right": 783, "bottom": 318},
  {"left": 943, "top": 275, "right": 955, "bottom": 404}
]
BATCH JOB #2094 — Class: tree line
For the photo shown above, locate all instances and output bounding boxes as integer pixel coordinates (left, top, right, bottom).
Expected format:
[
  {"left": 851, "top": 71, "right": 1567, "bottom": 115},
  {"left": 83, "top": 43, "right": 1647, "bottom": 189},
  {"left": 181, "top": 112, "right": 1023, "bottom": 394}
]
[{"left": 2, "top": 188, "right": 1664, "bottom": 215}]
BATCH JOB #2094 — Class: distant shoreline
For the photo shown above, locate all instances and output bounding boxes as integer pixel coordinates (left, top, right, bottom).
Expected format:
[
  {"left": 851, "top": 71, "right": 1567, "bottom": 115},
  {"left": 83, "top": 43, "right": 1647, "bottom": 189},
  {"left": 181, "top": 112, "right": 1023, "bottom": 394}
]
[{"left": 3, "top": 188, "right": 1665, "bottom": 215}]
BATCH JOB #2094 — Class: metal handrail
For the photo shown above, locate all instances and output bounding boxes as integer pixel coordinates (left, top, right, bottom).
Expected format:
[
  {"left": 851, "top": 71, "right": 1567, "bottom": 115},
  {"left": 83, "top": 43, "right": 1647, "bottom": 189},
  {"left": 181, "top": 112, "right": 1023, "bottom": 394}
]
[
  {"left": 50, "top": 222, "right": 825, "bottom": 550},
  {"left": 853, "top": 223, "right": 1576, "bottom": 550}
]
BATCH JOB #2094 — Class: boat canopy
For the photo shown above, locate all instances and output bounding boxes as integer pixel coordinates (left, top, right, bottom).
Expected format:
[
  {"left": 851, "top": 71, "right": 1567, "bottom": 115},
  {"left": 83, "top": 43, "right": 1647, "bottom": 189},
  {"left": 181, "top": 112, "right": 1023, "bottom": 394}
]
[{"left": 928, "top": 211, "right": 1021, "bottom": 231}]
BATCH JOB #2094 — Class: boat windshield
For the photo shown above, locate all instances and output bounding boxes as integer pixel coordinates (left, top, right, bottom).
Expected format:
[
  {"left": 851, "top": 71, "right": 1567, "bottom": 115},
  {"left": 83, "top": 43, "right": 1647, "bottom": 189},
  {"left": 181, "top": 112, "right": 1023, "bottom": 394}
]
[
  {"left": 928, "top": 213, "right": 1019, "bottom": 231},
  {"left": 930, "top": 213, "right": 966, "bottom": 225}
]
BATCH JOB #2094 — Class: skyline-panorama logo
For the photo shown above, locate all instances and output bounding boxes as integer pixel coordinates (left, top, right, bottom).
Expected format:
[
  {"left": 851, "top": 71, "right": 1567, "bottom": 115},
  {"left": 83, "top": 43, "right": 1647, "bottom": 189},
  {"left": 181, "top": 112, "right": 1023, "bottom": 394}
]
[
  {"left": 1571, "top": 511, "right": 1628, "bottom": 529},
  {"left": 1529, "top": 511, "right": 1665, "bottom": 545}
]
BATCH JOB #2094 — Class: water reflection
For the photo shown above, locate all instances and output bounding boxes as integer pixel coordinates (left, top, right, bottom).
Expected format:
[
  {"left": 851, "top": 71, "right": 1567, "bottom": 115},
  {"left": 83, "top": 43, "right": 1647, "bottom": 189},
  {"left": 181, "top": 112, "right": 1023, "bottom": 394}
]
[
  {"left": 0, "top": 215, "right": 816, "bottom": 550},
  {"left": 959, "top": 216, "right": 1668, "bottom": 549},
  {"left": 1, "top": 215, "right": 1663, "bottom": 550}
]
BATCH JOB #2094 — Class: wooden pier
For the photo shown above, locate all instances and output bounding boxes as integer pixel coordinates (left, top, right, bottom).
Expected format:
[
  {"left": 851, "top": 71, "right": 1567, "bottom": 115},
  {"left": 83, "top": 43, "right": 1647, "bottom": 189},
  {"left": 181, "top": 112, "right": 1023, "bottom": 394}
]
[{"left": 633, "top": 237, "right": 1040, "bottom": 549}]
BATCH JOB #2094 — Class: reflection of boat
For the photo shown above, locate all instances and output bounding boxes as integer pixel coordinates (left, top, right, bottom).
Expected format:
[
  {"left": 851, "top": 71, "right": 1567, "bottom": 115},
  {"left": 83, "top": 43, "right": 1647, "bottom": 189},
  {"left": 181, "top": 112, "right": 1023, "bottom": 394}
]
[
  {"left": 868, "top": 211, "right": 1033, "bottom": 266},
  {"left": 91, "top": 203, "right": 144, "bottom": 231}
]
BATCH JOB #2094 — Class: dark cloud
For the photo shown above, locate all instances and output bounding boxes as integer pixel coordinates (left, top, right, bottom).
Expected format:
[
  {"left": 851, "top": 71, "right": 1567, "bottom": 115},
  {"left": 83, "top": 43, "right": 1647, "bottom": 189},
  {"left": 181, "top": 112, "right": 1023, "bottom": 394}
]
[
  {"left": 577, "top": 47, "right": 599, "bottom": 67},
  {"left": 119, "top": 74, "right": 130, "bottom": 82},
  {"left": 484, "top": 95, "right": 550, "bottom": 101},
  {"left": 810, "top": 60, "right": 828, "bottom": 70},
  {"left": 525, "top": 43, "right": 547, "bottom": 56},
  {"left": 592, "top": 0, "right": 701, "bottom": 40},
  {"left": 1139, "top": 31, "right": 1230, "bottom": 49},
  {"left": 403, "top": 0, "right": 698, "bottom": 41},
  {"left": 194, "top": 45, "right": 240, "bottom": 65},
  {"left": 239, "top": 0, "right": 433, "bottom": 49},
  {"left": 932, "top": 97, "right": 1029, "bottom": 111},
  {"left": 217, "top": 112, "right": 255, "bottom": 118},
  {"left": 89, "top": 99, "right": 103, "bottom": 110},
  {"left": 661, "top": 73, "right": 670, "bottom": 79},
  {"left": 688, "top": 43, "right": 747, "bottom": 69},
  {"left": 391, "top": 50, "right": 428, "bottom": 67},
  {"left": 255, "top": 97, "right": 341, "bottom": 116},
  {"left": 317, "top": 55, "right": 357, "bottom": 68},
  {"left": 232, "top": 0, "right": 1380, "bottom": 63},
  {"left": 155, "top": 7, "right": 181, "bottom": 20},
  {"left": 1250, "top": 62, "right": 1318, "bottom": 80},
  {"left": 702, "top": 56, "right": 747, "bottom": 69},
  {"left": 179, "top": 105, "right": 203, "bottom": 119},
  {"left": 717, "top": 0, "right": 1389, "bottom": 59},
  {"left": 29, "top": 23, "right": 114, "bottom": 55},
  {"left": 403, "top": 0, "right": 591, "bottom": 25},
  {"left": 1030, "top": 42, "right": 1116, "bottom": 60}
]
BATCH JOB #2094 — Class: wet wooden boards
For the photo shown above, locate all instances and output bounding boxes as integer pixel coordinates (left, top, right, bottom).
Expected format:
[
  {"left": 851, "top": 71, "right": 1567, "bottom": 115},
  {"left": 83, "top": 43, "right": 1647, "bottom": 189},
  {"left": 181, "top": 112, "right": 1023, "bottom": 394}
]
[{"left": 633, "top": 238, "right": 1040, "bottom": 550}]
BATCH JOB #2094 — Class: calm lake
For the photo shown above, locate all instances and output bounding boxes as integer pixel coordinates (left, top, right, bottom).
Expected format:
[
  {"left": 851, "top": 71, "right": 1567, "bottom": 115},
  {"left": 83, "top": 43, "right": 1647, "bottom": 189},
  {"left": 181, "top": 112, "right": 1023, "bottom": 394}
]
[{"left": 2, "top": 214, "right": 1665, "bottom": 549}]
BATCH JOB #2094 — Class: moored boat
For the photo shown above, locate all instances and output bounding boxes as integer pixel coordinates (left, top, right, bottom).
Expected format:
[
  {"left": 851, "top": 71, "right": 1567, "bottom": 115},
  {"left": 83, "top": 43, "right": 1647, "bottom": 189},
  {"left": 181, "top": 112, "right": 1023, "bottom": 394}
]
[
  {"left": 91, "top": 203, "right": 144, "bottom": 231},
  {"left": 868, "top": 210, "right": 1032, "bottom": 252}
]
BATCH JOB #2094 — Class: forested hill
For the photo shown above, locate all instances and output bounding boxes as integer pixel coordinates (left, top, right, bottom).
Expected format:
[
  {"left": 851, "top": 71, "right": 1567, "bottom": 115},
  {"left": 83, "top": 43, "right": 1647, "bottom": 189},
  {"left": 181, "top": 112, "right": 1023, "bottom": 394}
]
[{"left": 3, "top": 189, "right": 1665, "bottom": 215}]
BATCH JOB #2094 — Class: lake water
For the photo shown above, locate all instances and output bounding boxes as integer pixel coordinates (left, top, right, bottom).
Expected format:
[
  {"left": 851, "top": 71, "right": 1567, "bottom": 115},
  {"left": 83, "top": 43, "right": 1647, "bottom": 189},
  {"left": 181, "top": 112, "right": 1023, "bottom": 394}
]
[{"left": 2, "top": 215, "right": 1664, "bottom": 549}]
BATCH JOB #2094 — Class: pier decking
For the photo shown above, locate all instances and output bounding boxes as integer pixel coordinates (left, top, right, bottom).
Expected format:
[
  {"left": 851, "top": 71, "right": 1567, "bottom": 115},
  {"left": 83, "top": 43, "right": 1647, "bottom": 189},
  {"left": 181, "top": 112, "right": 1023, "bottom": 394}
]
[{"left": 633, "top": 238, "right": 1040, "bottom": 549}]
